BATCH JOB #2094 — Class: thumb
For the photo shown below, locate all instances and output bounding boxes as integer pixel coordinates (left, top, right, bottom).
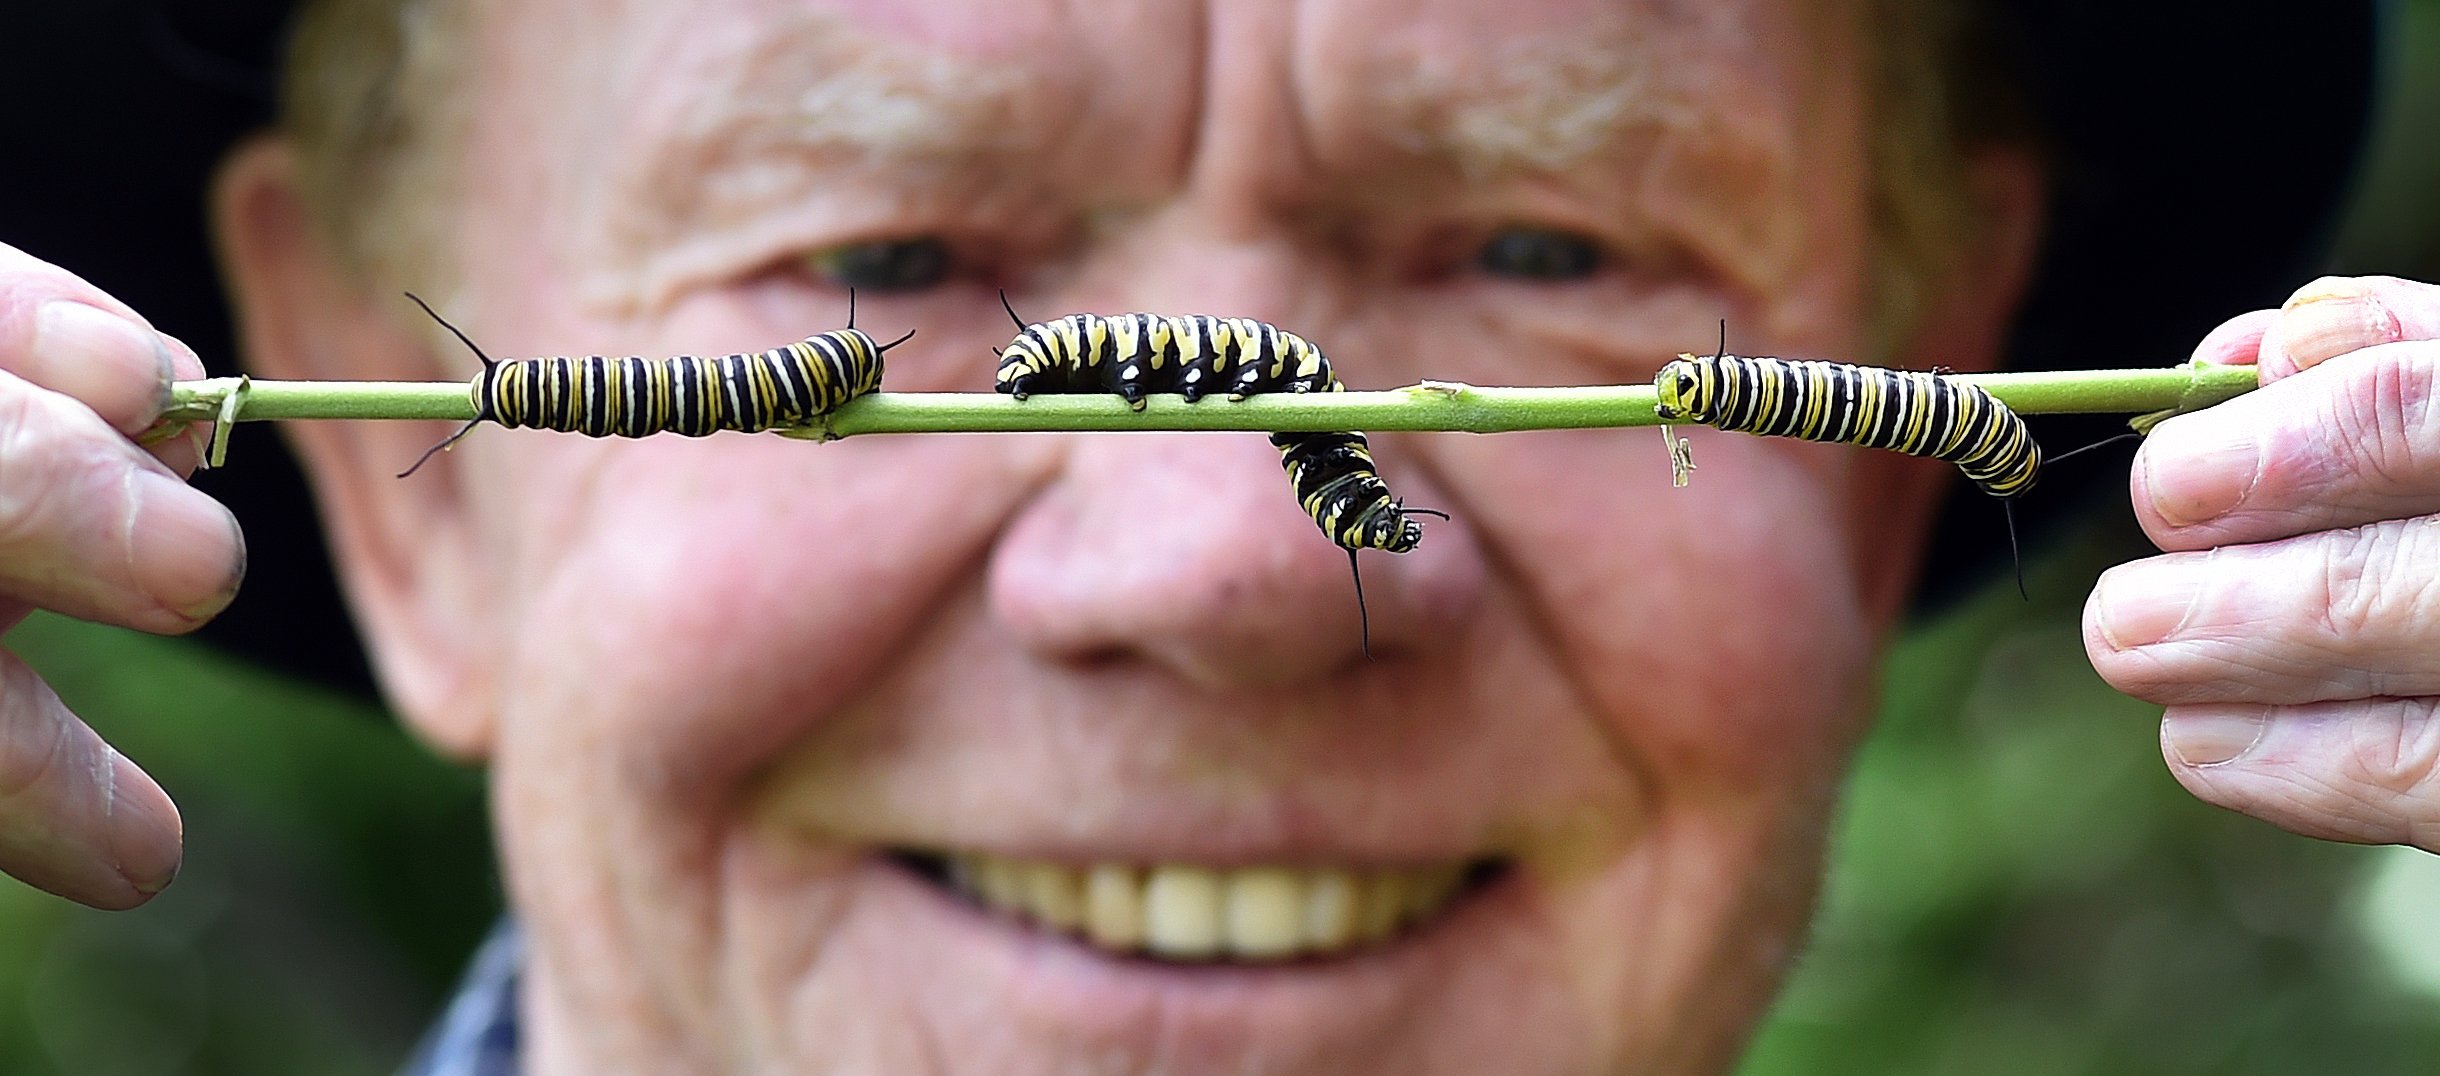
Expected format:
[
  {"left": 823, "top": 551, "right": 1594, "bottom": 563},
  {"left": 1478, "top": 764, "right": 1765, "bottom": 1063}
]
[{"left": 2261, "top": 275, "right": 2440, "bottom": 380}]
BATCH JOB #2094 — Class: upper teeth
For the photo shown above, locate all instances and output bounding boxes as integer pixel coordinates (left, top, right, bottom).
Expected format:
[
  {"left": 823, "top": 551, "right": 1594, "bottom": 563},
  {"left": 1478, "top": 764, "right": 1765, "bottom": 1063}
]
[{"left": 944, "top": 855, "right": 1471, "bottom": 962}]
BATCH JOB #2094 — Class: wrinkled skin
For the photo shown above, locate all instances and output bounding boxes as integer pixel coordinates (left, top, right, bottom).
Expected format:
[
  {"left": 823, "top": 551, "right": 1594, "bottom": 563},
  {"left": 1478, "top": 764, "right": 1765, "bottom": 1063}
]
[
  {"left": 221, "top": 4, "right": 1995, "bottom": 1069},
  {"left": 33, "top": 0, "right": 2430, "bottom": 1073},
  {"left": 2090, "top": 276, "right": 2440, "bottom": 855}
]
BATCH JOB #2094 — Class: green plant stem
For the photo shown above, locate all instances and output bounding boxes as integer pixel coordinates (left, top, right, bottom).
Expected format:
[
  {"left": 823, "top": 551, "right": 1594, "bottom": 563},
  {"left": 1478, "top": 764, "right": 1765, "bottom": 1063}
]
[{"left": 160, "top": 362, "right": 2261, "bottom": 439}]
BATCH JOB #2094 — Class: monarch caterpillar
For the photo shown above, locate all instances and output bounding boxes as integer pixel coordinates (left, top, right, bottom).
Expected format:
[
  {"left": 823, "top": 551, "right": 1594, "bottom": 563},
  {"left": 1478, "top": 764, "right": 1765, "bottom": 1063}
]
[
  {"left": 992, "top": 296, "right": 1446, "bottom": 654},
  {"left": 398, "top": 292, "right": 908, "bottom": 477},
  {"left": 993, "top": 304, "right": 1334, "bottom": 408},
  {"left": 1652, "top": 342, "right": 2039, "bottom": 498},
  {"left": 1652, "top": 327, "right": 2043, "bottom": 592}
]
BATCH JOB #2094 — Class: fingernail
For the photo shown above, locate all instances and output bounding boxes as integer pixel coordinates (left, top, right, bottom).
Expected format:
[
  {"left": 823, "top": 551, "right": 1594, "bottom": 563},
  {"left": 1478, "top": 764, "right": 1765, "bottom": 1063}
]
[
  {"left": 2141, "top": 420, "right": 2260, "bottom": 526},
  {"left": 106, "top": 749, "right": 183, "bottom": 895},
  {"left": 130, "top": 470, "right": 245, "bottom": 623},
  {"left": 2164, "top": 706, "right": 2268, "bottom": 767},
  {"left": 2096, "top": 559, "right": 2203, "bottom": 650},
  {"left": 32, "top": 301, "right": 174, "bottom": 429},
  {"left": 2275, "top": 287, "right": 2397, "bottom": 369}
]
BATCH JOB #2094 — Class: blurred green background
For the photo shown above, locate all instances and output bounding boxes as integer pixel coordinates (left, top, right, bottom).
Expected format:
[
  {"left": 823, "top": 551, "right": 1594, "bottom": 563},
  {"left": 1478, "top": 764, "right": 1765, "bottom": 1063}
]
[{"left": 7, "top": 4, "right": 2440, "bottom": 1073}]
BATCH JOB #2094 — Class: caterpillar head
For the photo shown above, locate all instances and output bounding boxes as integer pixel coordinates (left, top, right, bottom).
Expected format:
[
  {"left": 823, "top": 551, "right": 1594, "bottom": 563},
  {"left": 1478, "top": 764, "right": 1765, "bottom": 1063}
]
[
  {"left": 1653, "top": 357, "right": 1705, "bottom": 420},
  {"left": 1376, "top": 501, "right": 1451, "bottom": 554},
  {"left": 993, "top": 340, "right": 1044, "bottom": 397},
  {"left": 844, "top": 328, "right": 895, "bottom": 393},
  {"left": 1379, "top": 514, "right": 1423, "bottom": 554}
]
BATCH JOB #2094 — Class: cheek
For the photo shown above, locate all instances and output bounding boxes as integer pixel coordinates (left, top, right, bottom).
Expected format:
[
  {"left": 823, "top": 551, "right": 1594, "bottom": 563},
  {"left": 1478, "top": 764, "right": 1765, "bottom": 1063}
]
[
  {"left": 471, "top": 431, "right": 1046, "bottom": 799},
  {"left": 1430, "top": 426, "right": 1880, "bottom": 782}
]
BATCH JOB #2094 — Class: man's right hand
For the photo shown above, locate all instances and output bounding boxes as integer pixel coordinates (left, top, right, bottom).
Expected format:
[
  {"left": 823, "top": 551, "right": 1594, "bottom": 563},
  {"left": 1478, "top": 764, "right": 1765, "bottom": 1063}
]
[{"left": 0, "top": 241, "right": 242, "bottom": 908}]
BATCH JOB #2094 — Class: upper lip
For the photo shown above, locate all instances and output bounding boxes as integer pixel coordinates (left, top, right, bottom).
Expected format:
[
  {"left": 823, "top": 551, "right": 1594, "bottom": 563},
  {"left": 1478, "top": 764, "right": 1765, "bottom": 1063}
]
[
  {"left": 746, "top": 679, "right": 1641, "bottom": 874},
  {"left": 760, "top": 784, "right": 1521, "bottom": 867}
]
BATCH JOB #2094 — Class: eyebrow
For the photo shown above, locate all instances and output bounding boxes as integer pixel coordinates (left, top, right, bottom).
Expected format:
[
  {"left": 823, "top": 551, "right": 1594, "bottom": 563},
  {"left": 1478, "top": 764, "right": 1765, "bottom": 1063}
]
[
  {"left": 586, "top": 13, "right": 1033, "bottom": 302},
  {"left": 1358, "top": 15, "right": 1800, "bottom": 175},
  {"left": 1372, "top": 43, "right": 1666, "bottom": 177},
  {"left": 1357, "top": 28, "right": 1806, "bottom": 293},
  {"left": 584, "top": 8, "right": 1810, "bottom": 309}
]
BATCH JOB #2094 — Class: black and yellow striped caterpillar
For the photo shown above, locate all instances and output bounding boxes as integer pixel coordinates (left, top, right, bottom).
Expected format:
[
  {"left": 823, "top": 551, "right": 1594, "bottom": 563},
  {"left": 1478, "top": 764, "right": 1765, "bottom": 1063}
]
[
  {"left": 398, "top": 293, "right": 906, "bottom": 477},
  {"left": 1653, "top": 330, "right": 2043, "bottom": 593},
  {"left": 994, "top": 305, "right": 1336, "bottom": 407},
  {"left": 1652, "top": 347, "right": 2039, "bottom": 498},
  {"left": 992, "top": 297, "right": 1445, "bottom": 653}
]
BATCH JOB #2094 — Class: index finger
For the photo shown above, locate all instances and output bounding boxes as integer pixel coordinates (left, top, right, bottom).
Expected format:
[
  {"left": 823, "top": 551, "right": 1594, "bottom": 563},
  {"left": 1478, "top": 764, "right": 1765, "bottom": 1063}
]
[
  {"left": 2132, "top": 340, "right": 2440, "bottom": 549},
  {"left": 0, "top": 244, "right": 210, "bottom": 473}
]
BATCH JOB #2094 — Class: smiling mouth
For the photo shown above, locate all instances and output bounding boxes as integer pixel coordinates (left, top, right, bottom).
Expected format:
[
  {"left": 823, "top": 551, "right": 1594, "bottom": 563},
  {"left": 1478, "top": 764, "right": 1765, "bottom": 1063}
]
[{"left": 889, "top": 850, "right": 1508, "bottom": 963}]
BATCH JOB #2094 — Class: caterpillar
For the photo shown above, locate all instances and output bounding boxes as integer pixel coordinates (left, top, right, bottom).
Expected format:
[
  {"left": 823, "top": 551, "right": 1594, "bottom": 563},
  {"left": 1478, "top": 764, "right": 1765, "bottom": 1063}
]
[
  {"left": 993, "top": 303, "right": 1334, "bottom": 408},
  {"left": 992, "top": 296, "right": 1445, "bottom": 654},
  {"left": 1652, "top": 326, "right": 2043, "bottom": 593},
  {"left": 398, "top": 292, "right": 907, "bottom": 477},
  {"left": 1651, "top": 342, "right": 2039, "bottom": 499}
]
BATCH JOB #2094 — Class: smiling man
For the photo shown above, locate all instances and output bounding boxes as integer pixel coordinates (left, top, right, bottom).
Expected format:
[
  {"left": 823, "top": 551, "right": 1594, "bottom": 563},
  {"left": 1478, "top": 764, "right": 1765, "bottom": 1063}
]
[
  {"left": 0, "top": 0, "right": 2418, "bottom": 1072},
  {"left": 214, "top": 3, "right": 2035, "bottom": 1069}
]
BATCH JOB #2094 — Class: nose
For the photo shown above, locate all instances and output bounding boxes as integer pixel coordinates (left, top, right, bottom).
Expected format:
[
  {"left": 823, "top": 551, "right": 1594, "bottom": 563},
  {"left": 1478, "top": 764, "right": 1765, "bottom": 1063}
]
[
  {"left": 986, "top": 217, "right": 1482, "bottom": 686},
  {"left": 986, "top": 429, "right": 1479, "bottom": 688}
]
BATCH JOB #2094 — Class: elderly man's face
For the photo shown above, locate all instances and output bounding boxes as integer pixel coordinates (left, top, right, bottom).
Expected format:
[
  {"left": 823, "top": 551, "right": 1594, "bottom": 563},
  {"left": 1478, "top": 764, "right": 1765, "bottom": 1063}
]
[{"left": 222, "top": 0, "right": 2037, "bottom": 1070}]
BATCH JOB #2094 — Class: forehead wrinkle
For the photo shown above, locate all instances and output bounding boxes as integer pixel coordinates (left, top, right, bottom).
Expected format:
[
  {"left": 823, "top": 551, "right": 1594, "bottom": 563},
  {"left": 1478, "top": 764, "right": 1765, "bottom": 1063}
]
[
  {"left": 1359, "top": 20, "right": 1806, "bottom": 293},
  {"left": 1354, "top": 21, "right": 1690, "bottom": 175},
  {"left": 576, "top": 9, "right": 1031, "bottom": 312},
  {"left": 1377, "top": 37, "right": 1695, "bottom": 179}
]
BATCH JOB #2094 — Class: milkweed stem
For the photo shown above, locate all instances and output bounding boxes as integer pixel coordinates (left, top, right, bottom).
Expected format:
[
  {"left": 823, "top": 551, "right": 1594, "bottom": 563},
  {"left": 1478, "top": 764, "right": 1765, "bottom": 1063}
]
[{"left": 156, "top": 360, "right": 2261, "bottom": 444}]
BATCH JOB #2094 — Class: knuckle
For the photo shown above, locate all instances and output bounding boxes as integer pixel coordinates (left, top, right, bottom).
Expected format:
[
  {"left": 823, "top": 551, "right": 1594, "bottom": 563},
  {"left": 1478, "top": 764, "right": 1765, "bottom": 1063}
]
[
  {"left": 0, "top": 391, "right": 73, "bottom": 551},
  {"left": 2334, "top": 349, "right": 2440, "bottom": 492},
  {"left": 0, "top": 268, "right": 70, "bottom": 360},
  {"left": 0, "top": 657, "right": 70, "bottom": 802},
  {"left": 2230, "top": 345, "right": 2440, "bottom": 538},
  {"left": 0, "top": 381, "right": 126, "bottom": 560},
  {"left": 2312, "top": 527, "right": 2378, "bottom": 638},
  {"left": 2362, "top": 274, "right": 2440, "bottom": 324},
  {"left": 2311, "top": 524, "right": 2440, "bottom": 648},
  {"left": 0, "top": 387, "right": 67, "bottom": 550},
  {"left": 2341, "top": 699, "right": 2440, "bottom": 798}
]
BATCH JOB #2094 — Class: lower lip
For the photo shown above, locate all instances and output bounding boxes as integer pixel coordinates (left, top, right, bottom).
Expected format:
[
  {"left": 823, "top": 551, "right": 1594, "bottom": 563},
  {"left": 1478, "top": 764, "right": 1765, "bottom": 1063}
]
[{"left": 865, "top": 853, "right": 1528, "bottom": 1038}]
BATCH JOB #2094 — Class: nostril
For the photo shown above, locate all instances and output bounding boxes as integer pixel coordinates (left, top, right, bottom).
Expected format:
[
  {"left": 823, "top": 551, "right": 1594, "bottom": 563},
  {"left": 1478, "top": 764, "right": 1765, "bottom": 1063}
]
[
  {"left": 1070, "top": 645, "right": 1131, "bottom": 671},
  {"left": 985, "top": 433, "right": 1483, "bottom": 684}
]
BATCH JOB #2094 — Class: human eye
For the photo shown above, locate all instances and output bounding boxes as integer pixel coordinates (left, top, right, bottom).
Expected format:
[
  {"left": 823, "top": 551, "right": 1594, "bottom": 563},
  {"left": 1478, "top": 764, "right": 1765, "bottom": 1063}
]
[
  {"left": 1474, "top": 226, "right": 1605, "bottom": 282},
  {"left": 804, "top": 236, "right": 955, "bottom": 293}
]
